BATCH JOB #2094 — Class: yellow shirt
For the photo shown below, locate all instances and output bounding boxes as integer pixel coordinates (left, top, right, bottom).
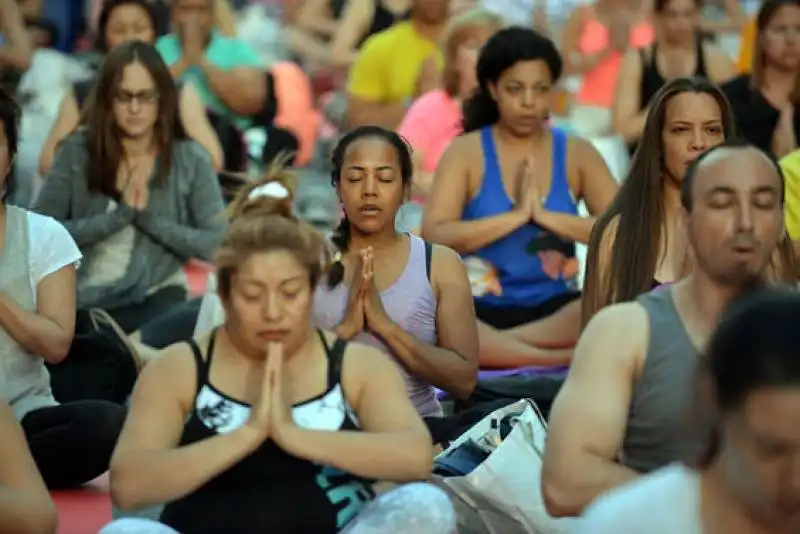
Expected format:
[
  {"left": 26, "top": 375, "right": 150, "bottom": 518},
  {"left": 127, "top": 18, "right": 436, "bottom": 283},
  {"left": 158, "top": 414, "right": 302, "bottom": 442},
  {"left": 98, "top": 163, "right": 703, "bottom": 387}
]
[
  {"left": 738, "top": 17, "right": 757, "bottom": 74},
  {"left": 347, "top": 21, "right": 443, "bottom": 104},
  {"left": 779, "top": 150, "right": 800, "bottom": 239}
]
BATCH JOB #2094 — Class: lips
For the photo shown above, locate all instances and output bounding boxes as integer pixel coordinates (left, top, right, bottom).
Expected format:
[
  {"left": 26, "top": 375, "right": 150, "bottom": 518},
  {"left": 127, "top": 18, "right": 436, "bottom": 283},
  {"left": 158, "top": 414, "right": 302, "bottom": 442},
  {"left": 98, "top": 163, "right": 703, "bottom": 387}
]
[
  {"left": 359, "top": 205, "right": 381, "bottom": 215},
  {"left": 259, "top": 331, "right": 288, "bottom": 341}
]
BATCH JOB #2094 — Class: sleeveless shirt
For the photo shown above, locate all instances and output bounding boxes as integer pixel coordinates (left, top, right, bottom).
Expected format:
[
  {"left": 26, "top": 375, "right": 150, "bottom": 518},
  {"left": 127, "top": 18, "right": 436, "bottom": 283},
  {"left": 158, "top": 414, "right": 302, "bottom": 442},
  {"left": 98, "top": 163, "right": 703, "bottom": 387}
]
[
  {"left": 463, "top": 126, "right": 578, "bottom": 309},
  {"left": 159, "top": 330, "right": 375, "bottom": 534},
  {"left": 313, "top": 235, "right": 441, "bottom": 417},
  {"left": 622, "top": 288, "right": 710, "bottom": 473},
  {"left": 0, "top": 206, "right": 58, "bottom": 421}
]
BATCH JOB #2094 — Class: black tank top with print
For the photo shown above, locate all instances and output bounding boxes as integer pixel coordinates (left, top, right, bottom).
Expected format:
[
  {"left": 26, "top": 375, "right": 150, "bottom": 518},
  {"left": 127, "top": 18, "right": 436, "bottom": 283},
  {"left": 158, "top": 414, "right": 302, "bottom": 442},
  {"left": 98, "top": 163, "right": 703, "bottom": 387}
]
[{"left": 159, "top": 330, "right": 375, "bottom": 534}]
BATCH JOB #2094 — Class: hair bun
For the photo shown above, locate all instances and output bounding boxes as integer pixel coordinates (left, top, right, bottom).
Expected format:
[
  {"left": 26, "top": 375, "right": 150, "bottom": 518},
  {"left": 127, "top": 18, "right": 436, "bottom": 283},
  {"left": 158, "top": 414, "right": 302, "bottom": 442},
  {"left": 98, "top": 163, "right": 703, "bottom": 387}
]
[{"left": 225, "top": 156, "right": 297, "bottom": 222}]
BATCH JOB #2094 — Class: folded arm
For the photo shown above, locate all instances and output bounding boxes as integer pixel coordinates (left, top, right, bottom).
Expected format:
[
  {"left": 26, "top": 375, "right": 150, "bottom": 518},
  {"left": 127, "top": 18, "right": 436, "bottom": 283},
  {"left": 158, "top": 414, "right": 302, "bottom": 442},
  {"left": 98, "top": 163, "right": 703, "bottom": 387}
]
[
  {"left": 281, "top": 344, "right": 433, "bottom": 481},
  {"left": 110, "top": 346, "right": 264, "bottom": 510},
  {"left": 133, "top": 150, "right": 226, "bottom": 261},
  {"left": 200, "top": 59, "right": 266, "bottom": 117},
  {"left": 422, "top": 137, "right": 529, "bottom": 253},
  {"left": 372, "top": 246, "right": 478, "bottom": 400},
  {"left": 542, "top": 303, "right": 645, "bottom": 517}
]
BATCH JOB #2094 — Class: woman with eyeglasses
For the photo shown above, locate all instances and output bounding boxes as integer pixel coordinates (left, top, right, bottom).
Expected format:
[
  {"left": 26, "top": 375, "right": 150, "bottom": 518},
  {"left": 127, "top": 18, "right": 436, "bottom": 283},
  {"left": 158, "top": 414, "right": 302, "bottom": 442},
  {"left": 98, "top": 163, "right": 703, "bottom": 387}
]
[{"left": 34, "top": 41, "right": 225, "bottom": 352}]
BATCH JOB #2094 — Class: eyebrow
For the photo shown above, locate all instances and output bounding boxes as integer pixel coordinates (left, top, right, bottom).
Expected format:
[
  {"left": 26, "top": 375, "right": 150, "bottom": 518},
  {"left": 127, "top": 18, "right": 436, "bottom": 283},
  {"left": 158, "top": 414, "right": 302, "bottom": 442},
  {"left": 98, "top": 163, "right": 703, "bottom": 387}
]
[
  {"left": 668, "top": 120, "right": 722, "bottom": 126},
  {"left": 705, "top": 184, "right": 779, "bottom": 195},
  {"left": 242, "top": 275, "right": 306, "bottom": 287},
  {"left": 346, "top": 164, "right": 395, "bottom": 171}
]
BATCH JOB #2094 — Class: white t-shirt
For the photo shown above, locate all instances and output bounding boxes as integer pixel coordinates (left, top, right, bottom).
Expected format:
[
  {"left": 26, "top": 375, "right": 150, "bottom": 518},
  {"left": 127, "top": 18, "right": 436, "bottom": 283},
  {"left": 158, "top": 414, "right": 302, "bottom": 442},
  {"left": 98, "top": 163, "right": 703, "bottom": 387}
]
[
  {"left": 573, "top": 465, "right": 703, "bottom": 534},
  {"left": 25, "top": 211, "right": 82, "bottom": 298}
]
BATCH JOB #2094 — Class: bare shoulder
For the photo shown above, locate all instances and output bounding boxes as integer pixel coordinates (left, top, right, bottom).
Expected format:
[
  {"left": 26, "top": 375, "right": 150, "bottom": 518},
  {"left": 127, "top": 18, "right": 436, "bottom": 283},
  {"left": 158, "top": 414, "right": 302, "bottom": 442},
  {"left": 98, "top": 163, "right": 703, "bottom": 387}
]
[
  {"left": 574, "top": 302, "right": 649, "bottom": 370},
  {"left": 136, "top": 340, "right": 200, "bottom": 410},
  {"left": 441, "top": 131, "right": 480, "bottom": 160}
]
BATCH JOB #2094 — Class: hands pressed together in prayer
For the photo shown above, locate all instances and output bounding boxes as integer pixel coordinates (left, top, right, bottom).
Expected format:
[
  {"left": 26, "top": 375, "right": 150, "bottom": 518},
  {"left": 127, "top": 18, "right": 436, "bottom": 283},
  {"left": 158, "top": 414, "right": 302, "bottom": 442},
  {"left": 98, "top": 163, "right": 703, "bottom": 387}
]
[
  {"left": 118, "top": 161, "right": 152, "bottom": 210},
  {"left": 337, "top": 247, "right": 394, "bottom": 340},
  {"left": 514, "top": 156, "right": 547, "bottom": 224}
]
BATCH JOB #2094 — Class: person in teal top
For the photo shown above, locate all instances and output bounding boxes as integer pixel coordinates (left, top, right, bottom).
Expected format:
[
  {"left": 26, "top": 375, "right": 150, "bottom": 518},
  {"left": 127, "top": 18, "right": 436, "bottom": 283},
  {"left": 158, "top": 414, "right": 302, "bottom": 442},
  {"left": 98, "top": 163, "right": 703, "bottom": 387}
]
[{"left": 156, "top": 0, "right": 267, "bottom": 130}]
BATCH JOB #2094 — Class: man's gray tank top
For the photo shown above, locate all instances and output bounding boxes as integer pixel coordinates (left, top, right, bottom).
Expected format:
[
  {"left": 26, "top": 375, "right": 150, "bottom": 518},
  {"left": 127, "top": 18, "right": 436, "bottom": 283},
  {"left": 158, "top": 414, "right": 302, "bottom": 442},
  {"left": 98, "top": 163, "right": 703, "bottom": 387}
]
[
  {"left": 0, "top": 206, "right": 57, "bottom": 420},
  {"left": 621, "top": 288, "right": 710, "bottom": 473}
]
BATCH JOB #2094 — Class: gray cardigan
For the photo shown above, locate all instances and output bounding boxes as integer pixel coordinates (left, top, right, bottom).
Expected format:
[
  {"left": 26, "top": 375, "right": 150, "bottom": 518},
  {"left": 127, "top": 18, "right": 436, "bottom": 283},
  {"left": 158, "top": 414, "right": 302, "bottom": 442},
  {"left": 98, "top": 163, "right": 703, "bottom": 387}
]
[{"left": 34, "top": 132, "right": 226, "bottom": 310}]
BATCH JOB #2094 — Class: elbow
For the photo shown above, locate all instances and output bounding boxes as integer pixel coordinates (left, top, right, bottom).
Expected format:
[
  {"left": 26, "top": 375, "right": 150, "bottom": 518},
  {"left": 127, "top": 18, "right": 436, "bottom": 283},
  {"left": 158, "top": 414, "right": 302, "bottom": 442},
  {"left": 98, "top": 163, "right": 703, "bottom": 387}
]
[
  {"left": 16, "top": 501, "right": 58, "bottom": 534},
  {"left": 420, "top": 225, "right": 459, "bottom": 252},
  {"left": 541, "top": 466, "right": 584, "bottom": 518},
  {"left": 401, "top": 436, "right": 435, "bottom": 481},
  {"left": 109, "top": 461, "right": 147, "bottom": 511},
  {"left": 40, "top": 333, "right": 73, "bottom": 365},
  {"left": 451, "top": 367, "right": 477, "bottom": 401}
]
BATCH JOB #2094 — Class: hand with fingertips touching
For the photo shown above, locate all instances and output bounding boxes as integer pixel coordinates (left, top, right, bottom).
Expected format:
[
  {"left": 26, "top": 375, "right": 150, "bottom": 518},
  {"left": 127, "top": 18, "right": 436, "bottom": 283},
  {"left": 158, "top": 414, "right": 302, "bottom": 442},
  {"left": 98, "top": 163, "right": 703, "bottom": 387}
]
[
  {"left": 362, "top": 249, "right": 392, "bottom": 333},
  {"left": 334, "top": 247, "right": 372, "bottom": 340},
  {"left": 515, "top": 156, "right": 544, "bottom": 223},
  {"left": 266, "top": 342, "right": 296, "bottom": 450},
  {"left": 244, "top": 342, "right": 277, "bottom": 440}
]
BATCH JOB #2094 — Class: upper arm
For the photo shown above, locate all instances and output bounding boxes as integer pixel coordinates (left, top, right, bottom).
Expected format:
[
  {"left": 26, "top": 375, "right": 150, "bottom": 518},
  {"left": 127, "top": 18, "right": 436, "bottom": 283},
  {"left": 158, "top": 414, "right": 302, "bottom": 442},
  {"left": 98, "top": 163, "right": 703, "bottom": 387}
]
[
  {"left": 40, "top": 89, "right": 79, "bottom": 175},
  {"left": 432, "top": 245, "right": 479, "bottom": 369},
  {"left": 576, "top": 138, "right": 618, "bottom": 215},
  {"left": 189, "top": 147, "right": 226, "bottom": 225},
  {"left": 0, "top": 404, "right": 50, "bottom": 499},
  {"left": 347, "top": 40, "right": 386, "bottom": 101},
  {"left": 179, "top": 84, "right": 223, "bottom": 169},
  {"left": 612, "top": 50, "right": 643, "bottom": 127},
  {"left": 37, "top": 138, "right": 82, "bottom": 218},
  {"left": 706, "top": 44, "right": 737, "bottom": 84},
  {"left": 544, "top": 304, "right": 645, "bottom": 472},
  {"left": 112, "top": 347, "right": 195, "bottom": 461},
  {"left": 421, "top": 137, "right": 472, "bottom": 230},
  {"left": 297, "top": 0, "right": 332, "bottom": 31},
  {"left": 348, "top": 345, "right": 430, "bottom": 440},
  {"left": 560, "top": 8, "right": 585, "bottom": 66},
  {"left": 781, "top": 153, "right": 800, "bottom": 240},
  {"left": 330, "top": 0, "right": 373, "bottom": 63}
]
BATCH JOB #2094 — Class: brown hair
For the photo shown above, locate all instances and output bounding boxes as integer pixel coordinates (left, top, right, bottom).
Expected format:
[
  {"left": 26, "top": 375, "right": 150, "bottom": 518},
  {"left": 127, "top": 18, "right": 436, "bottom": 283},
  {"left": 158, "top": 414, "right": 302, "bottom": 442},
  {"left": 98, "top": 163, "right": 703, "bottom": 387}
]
[
  {"left": 750, "top": 0, "right": 800, "bottom": 101},
  {"left": 441, "top": 9, "right": 504, "bottom": 98},
  {"left": 81, "top": 40, "right": 186, "bottom": 198},
  {"left": 215, "top": 158, "right": 330, "bottom": 300},
  {"left": 582, "top": 77, "right": 736, "bottom": 326}
]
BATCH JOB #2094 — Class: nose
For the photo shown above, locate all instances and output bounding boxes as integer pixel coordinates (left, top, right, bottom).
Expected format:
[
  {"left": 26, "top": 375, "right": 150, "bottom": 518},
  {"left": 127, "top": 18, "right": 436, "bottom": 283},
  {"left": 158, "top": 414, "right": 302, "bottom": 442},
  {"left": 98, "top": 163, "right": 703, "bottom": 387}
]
[
  {"left": 689, "top": 128, "right": 707, "bottom": 152},
  {"left": 735, "top": 198, "right": 755, "bottom": 233},
  {"left": 262, "top": 293, "right": 282, "bottom": 322},
  {"left": 363, "top": 174, "right": 378, "bottom": 197},
  {"left": 128, "top": 97, "right": 142, "bottom": 114}
]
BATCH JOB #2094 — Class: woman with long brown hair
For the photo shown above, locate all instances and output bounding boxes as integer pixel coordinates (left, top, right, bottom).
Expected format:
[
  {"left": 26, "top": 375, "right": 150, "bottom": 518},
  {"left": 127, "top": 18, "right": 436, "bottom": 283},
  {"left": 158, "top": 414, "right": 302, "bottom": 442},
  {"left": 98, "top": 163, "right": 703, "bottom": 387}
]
[
  {"left": 34, "top": 40, "right": 225, "bottom": 337},
  {"left": 582, "top": 76, "right": 733, "bottom": 325},
  {"left": 722, "top": 0, "right": 800, "bottom": 158}
]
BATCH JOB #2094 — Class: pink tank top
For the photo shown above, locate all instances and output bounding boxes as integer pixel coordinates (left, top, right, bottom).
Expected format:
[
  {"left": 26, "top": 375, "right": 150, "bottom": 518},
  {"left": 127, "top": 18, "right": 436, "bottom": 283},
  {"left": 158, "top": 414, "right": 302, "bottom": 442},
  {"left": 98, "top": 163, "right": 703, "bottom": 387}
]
[{"left": 575, "top": 16, "right": 654, "bottom": 108}]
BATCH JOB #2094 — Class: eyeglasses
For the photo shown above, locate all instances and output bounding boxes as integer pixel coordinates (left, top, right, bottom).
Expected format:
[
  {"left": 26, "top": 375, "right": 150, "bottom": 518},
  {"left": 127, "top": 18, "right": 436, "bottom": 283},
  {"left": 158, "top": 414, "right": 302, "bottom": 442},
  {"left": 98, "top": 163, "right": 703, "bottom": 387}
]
[{"left": 114, "top": 90, "right": 160, "bottom": 105}]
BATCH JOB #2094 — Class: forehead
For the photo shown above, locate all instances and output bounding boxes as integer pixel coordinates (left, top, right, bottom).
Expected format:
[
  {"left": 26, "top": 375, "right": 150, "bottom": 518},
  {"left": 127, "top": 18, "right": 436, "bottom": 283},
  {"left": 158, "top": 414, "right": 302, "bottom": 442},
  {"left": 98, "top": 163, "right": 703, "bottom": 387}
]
[
  {"left": 343, "top": 137, "right": 400, "bottom": 166},
  {"left": 498, "top": 60, "right": 552, "bottom": 84},
  {"left": 175, "top": 0, "right": 213, "bottom": 10},
  {"left": 117, "top": 61, "right": 156, "bottom": 90},
  {"left": 108, "top": 4, "right": 150, "bottom": 23},
  {"left": 664, "top": 92, "right": 723, "bottom": 124},
  {"left": 660, "top": 0, "right": 697, "bottom": 12},
  {"left": 768, "top": 5, "right": 800, "bottom": 25},
  {"left": 237, "top": 250, "right": 307, "bottom": 283},
  {"left": 740, "top": 388, "right": 800, "bottom": 441},
  {"left": 694, "top": 148, "right": 781, "bottom": 194}
]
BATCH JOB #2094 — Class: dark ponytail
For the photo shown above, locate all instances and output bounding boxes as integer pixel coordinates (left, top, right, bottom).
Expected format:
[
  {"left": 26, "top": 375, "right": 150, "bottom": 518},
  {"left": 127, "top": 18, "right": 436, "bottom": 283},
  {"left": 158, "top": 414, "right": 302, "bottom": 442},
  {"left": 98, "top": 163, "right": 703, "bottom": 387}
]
[
  {"left": 462, "top": 85, "right": 499, "bottom": 133},
  {"left": 326, "top": 126, "right": 414, "bottom": 288},
  {"left": 327, "top": 217, "right": 351, "bottom": 287}
]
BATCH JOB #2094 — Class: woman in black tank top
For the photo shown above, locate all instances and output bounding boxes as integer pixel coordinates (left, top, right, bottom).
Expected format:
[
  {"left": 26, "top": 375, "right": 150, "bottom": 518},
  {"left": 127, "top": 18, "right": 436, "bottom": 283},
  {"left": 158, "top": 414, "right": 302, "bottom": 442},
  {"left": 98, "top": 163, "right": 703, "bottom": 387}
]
[
  {"left": 104, "top": 173, "right": 455, "bottom": 534},
  {"left": 611, "top": 0, "right": 736, "bottom": 147}
]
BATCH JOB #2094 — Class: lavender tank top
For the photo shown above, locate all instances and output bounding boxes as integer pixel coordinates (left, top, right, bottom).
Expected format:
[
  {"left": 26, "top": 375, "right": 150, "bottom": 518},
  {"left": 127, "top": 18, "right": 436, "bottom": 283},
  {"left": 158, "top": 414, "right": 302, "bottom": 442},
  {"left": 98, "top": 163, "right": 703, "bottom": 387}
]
[{"left": 313, "top": 235, "right": 442, "bottom": 417}]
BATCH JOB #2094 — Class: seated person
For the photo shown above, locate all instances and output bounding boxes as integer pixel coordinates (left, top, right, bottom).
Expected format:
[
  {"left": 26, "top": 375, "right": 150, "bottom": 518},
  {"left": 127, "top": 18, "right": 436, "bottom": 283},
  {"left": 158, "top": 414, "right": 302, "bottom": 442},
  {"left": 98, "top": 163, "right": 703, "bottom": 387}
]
[
  {"left": 422, "top": 28, "right": 617, "bottom": 368},
  {"left": 39, "top": 0, "right": 223, "bottom": 174},
  {"left": 0, "top": 0, "right": 33, "bottom": 91},
  {"left": 193, "top": 129, "right": 478, "bottom": 439},
  {"left": 577, "top": 289, "right": 800, "bottom": 534},
  {"left": 0, "top": 90, "right": 126, "bottom": 490},
  {"left": 344, "top": 0, "right": 448, "bottom": 130},
  {"left": 398, "top": 8, "right": 502, "bottom": 198},
  {"left": 0, "top": 403, "right": 57, "bottom": 533},
  {"left": 542, "top": 140, "right": 789, "bottom": 517},
  {"left": 722, "top": 0, "right": 800, "bottom": 157},
  {"left": 156, "top": 0, "right": 267, "bottom": 132},
  {"left": 106, "top": 174, "right": 456, "bottom": 534},
  {"left": 612, "top": 0, "right": 735, "bottom": 146},
  {"left": 582, "top": 77, "right": 733, "bottom": 325},
  {"left": 34, "top": 41, "right": 226, "bottom": 337}
]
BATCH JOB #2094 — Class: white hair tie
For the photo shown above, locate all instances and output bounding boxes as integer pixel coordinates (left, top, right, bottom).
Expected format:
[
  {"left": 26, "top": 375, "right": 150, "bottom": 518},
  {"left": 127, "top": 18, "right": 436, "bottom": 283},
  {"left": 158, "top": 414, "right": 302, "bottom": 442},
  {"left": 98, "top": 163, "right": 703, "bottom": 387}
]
[{"left": 248, "top": 181, "right": 289, "bottom": 200}]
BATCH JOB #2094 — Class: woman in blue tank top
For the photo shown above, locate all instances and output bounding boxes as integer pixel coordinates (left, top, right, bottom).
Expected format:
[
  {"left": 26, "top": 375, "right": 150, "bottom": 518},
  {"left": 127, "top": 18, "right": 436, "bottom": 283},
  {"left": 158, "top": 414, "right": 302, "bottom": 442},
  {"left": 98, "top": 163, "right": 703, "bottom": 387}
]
[{"left": 423, "top": 27, "right": 618, "bottom": 368}]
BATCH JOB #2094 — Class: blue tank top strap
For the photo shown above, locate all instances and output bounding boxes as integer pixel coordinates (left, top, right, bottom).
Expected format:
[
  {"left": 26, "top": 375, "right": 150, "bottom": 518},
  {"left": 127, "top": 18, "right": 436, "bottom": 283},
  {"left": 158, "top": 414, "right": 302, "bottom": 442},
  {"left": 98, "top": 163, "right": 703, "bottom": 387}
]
[
  {"left": 549, "top": 127, "right": 571, "bottom": 201},
  {"left": 479, "top": 126, "right": 504, "bottom": 195}
]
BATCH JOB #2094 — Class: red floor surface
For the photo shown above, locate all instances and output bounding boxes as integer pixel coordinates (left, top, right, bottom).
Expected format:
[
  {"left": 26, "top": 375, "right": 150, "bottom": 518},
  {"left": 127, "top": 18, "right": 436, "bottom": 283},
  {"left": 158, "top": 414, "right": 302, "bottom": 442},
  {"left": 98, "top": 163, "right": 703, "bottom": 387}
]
[{"left": 52, "top": 475, "right": 112, "bottom": 534}]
